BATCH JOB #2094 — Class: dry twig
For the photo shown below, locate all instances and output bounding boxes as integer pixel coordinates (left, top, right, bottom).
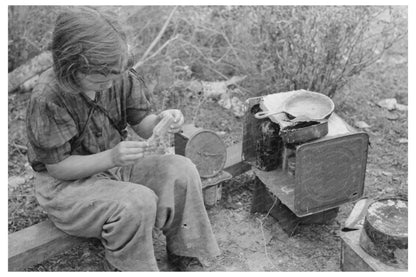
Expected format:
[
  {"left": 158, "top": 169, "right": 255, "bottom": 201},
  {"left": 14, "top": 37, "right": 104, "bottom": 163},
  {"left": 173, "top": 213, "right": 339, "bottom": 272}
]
[
  {"left": 192, "top": 95, "right": 208, "bottom": 124},
  {"left": 137, "top": 34, "right": 180, "bottom": 67},
  {"left": 134, "top": 6, "right": 178, "bottom": 70},
  {"left": 257, "top": 197, "right": 279, "bottom": 270}
]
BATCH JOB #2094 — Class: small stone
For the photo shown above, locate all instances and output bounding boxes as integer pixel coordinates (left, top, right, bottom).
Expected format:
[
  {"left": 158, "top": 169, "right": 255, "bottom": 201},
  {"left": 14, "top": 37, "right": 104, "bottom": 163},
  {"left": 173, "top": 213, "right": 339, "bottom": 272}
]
[
  {"left": 225, "top": 201, "right": 240, "bottom": 210},
  {"left": 8, "top": 176, "right": 26, "bottom": 189},
  {"left": 395, "top": 103, "right": 408, "bottom": 111},
  {"left": 231, "top": 97, "right": 246, "bottom": 118},
  {"left": 382, "top": 171, "right": 393, "bottom": 177},
  {"left": 397, "top": 138, "right": 408, "bottom": 144},
  {"left": 386, "top": 113, "right": 400, "bottom": 120},
  {"left": 218, "top": 95, "right": 232, "bottom": 110},
  {"left": 377, "top": 98, "right": 397, "bottom": 110},
  {"left": 354, "top": 121, "right": 371, "bottom": 129}
]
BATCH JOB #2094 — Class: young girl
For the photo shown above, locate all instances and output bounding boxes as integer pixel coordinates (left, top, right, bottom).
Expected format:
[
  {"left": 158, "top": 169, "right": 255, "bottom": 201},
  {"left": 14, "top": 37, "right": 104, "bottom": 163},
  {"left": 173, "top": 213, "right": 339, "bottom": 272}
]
[{"left": 26, "top": 7, "right": 220, "bottom": 271}]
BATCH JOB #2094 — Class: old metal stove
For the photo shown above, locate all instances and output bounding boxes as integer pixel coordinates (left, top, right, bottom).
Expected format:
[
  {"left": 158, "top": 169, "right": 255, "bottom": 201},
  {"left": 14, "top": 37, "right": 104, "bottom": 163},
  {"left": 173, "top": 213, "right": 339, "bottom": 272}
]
[{"left": 243, "top": 90, "right": 369, "bottom": 236}]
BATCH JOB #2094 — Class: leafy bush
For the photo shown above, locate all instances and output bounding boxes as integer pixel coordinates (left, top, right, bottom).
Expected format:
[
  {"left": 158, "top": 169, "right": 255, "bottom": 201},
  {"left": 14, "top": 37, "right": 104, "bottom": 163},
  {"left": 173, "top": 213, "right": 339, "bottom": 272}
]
[
  {"left": 168, "top": 6, "right": 407, "bottom": 97},
  {"left": 249, "top": 6, "right": 407, "bottom": 97}
]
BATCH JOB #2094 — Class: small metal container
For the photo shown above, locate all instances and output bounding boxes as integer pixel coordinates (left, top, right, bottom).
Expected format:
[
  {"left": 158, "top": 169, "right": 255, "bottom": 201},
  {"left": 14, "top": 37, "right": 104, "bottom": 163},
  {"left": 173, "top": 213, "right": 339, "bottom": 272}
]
[{"left": 175, "top": 124, "right": 227, "bottom": 178}]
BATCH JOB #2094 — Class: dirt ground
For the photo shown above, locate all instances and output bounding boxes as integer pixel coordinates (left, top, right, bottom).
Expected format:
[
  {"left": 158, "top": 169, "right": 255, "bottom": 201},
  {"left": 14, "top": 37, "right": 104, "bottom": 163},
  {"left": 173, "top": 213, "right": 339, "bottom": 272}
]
[{"left": 8, "top": 31, "right": 407, "bottom": 271}]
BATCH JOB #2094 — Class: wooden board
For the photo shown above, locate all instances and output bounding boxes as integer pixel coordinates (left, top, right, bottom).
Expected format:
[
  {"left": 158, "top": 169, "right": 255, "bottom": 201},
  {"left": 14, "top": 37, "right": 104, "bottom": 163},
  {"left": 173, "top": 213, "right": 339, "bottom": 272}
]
[
  {"left": 8, "top": 143, "right": 249, "bottom": 271},
  {"left": 8, "top": 220, "right": 87, "bottom": 271},
  {"left": 342, "top": 198, "right": 372, "bottom": 231},
  {"left": 340, "top": 230, "right": 404, "bottom": 271},
  {"left": 360, "top": 197, "right": 408, "bottom": 268}
]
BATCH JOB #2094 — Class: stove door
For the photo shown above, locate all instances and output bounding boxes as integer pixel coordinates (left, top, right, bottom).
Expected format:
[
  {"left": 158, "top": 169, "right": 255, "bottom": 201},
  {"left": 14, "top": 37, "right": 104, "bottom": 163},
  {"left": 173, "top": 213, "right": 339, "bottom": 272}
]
[{"left": 294, "top": 132, "right": 369, "bottom": 216}]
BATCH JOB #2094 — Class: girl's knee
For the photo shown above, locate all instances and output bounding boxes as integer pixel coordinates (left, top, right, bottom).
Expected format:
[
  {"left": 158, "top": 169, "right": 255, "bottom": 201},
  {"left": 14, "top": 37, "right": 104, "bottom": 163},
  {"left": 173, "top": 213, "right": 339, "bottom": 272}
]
[
  {"left": 119, "top": 186, "right": 158, "bottom": 219},
  {"left": 165, "top": 155, "right": 201, "bottom": 190},
  {"left": 166, "top": 155, "right": 198, "bottom": 175}
]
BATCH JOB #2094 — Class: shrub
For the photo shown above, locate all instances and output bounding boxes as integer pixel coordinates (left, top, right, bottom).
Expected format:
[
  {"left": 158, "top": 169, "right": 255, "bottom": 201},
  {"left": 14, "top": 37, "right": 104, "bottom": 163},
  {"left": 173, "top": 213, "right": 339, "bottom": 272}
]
[
  {"left": 260, "top": 6, "right": 407, "bottom": 97},
  {"left": 189, "top": 6, "right": 407, "bottom": 97}
]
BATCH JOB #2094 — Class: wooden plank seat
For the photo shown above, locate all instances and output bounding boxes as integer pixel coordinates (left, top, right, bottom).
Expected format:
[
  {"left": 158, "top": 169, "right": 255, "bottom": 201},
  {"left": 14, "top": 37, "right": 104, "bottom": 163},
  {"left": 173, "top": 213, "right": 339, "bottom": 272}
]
[{"left": 8, "top": 143, "right": 249, "bottom": 271}]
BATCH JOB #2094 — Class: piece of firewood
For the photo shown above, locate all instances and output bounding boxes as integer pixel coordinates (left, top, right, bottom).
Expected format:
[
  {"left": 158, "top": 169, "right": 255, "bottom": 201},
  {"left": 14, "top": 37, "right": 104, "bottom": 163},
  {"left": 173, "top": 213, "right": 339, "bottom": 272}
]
[{"left": 8, "top": 51, "right": 53, "bottom": 93}]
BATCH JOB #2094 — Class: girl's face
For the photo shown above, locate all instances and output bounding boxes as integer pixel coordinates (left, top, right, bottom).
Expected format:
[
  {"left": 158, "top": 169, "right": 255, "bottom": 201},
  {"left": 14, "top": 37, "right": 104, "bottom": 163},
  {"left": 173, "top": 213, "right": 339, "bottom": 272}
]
[
  {"left": 76, "top": 54, "right": 132, "bottom": 92},
  {"left": 77, "top": 71, "right": 122, "bottom": 92}
]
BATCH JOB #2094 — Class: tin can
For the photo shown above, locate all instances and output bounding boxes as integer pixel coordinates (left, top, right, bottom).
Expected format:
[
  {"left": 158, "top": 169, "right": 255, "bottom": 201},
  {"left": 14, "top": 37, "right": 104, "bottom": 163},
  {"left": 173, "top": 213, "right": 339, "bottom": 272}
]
[{"left": 175, "top": 124, "right": 227, "bottom": 178}]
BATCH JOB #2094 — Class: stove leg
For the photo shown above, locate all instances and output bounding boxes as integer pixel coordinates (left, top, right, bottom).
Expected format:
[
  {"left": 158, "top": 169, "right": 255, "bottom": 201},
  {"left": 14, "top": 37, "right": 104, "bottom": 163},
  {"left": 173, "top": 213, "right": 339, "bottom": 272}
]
[
  {"left": 250, "top": 176, "right": 275, "bottom": 214},
  {"left": 268, "top": 200, "right": 302, "bottom": 237},
  {"left": 250, "top": 177, "right": 300, "bottom": 236}
]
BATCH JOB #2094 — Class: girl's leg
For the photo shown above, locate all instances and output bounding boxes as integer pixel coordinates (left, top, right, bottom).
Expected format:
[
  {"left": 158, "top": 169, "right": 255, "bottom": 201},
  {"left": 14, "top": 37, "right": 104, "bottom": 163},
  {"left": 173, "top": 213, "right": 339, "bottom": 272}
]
[
  {"left": 34, "top": 172, "right": 159, "bottom": 271},
  {"left": 122, "top": 154, "right": 221, "bottom": 258}
]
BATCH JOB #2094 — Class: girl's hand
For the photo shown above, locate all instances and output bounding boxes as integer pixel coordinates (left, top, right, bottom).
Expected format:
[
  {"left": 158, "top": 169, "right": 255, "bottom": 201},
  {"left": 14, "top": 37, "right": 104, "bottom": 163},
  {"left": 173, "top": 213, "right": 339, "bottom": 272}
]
[
  {"left": 158, "top": 109, "right": 184, "bottom": 133},
  {"left": 110, "top": 141, "right": 156, "bottom": 167}
]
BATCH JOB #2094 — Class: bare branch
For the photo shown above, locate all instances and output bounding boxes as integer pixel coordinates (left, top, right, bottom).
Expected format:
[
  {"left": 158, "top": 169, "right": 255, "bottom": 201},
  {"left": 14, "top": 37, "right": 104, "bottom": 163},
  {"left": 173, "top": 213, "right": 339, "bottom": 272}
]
[
  {"left": 134, "top": 6, "right": 178, "bottom": 70},
  {"left": 221, "top": 31, "right": 246, "bottom": 71},
  {"left": 8, "top": 51, "right": 53, "bottom": 93},
  {"left": 134, "top": 34, "right": 180, "bottom": 68}
]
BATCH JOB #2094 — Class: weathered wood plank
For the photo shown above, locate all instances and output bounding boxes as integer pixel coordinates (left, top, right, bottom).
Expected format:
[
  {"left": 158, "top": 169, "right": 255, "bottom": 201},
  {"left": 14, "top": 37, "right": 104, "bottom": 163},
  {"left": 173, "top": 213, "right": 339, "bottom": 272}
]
[
  {"left": 8, "top": 220, "right": 87, "bottom": 271},
  {"left": 8, "top": 142, "right": 250, "bottom": 271},
  {"left": 340, "top": 230, "right": 404, "bottom": 271}
]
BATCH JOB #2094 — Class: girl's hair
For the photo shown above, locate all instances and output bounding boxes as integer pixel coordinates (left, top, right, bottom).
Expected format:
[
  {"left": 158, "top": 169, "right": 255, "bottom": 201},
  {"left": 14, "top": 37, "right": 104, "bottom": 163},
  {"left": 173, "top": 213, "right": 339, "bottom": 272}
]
[{"left": 51, "top": 7, "right": 129, "bottom": 92}]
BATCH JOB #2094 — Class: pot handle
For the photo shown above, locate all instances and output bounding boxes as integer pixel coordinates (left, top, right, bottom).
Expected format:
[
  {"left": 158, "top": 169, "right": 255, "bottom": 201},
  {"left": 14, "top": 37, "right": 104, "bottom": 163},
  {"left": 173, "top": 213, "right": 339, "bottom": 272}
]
[{"left": 254, "top": 110, "right": 285, "bottom": 119}]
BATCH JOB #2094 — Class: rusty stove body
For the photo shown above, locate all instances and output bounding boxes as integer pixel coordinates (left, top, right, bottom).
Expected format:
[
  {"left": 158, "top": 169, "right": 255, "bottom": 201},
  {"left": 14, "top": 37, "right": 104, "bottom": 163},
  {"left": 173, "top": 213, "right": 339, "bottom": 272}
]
[{"left": 243, "top": 91, "right": 369, "bottom": 233}]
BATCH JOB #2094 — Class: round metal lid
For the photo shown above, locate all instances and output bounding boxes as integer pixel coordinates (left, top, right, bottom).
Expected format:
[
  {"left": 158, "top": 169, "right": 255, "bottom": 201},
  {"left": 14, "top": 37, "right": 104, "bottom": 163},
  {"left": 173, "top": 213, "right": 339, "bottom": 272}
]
[
  {"left": 366, "top": 197, "right": 408, "bottom": 238},
  {"left": 184, "top": 130, "right": 227, "bottom": 178}
]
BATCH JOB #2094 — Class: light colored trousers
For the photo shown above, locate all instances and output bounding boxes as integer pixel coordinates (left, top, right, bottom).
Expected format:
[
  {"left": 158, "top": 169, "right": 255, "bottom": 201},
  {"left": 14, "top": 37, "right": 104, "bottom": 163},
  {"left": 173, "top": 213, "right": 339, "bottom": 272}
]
[{"left": 34, "top": 154, "right": 221, "bottom": 271}]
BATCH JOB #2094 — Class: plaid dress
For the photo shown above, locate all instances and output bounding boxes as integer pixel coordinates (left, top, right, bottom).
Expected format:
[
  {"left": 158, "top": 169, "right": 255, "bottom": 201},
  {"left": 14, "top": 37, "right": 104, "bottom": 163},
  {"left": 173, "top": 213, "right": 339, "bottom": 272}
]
[
  {"left": 26, "top": 69, "right": 221, "bottom": 271},
  {"left": 26, "top": 68, "right": 151, "bottom": 171}
]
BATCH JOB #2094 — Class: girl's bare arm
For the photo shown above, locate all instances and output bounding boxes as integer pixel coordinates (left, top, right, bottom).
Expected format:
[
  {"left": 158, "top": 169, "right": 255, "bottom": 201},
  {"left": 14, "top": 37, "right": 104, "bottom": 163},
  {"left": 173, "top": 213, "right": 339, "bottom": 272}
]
[{"left": 46, "top": 141, "right": 152, "bottom": 180}]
